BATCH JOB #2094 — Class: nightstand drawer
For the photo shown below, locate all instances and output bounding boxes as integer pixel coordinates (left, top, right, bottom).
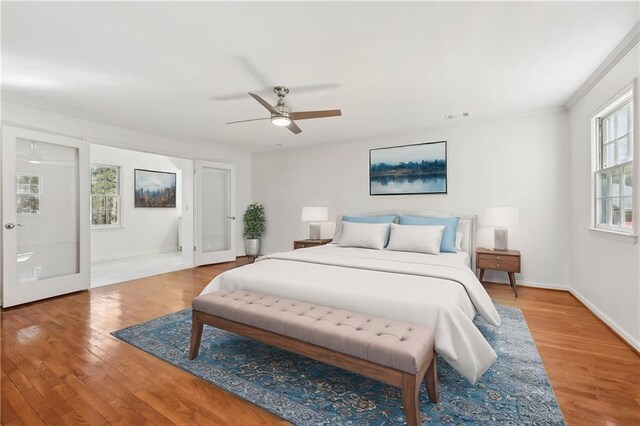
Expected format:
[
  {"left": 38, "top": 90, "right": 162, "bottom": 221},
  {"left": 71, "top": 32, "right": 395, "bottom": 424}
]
[
  {"left": 477, "top": 257, "right": 519, "bottom": 272},
  {"left": 294, "top": 242, "right": 316, "bottom": 249},
  {"left": 293, "top": 239, "right": 332, "bottom": 250}
]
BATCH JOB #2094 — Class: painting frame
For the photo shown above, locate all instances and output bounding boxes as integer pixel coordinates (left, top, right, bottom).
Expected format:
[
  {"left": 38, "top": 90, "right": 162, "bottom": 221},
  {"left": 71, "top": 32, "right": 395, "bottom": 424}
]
[
  {"left": 369, "top": 141, "right": 448, "bottom": 196},
  {"left": 134, "top": 168, "right": 177, "bottom": 208}
]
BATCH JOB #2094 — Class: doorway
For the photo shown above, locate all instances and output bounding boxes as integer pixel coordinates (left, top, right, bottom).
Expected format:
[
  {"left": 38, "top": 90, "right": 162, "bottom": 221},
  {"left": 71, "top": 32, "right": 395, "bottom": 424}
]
[
  {"left": 2, "top": 126, "right": 90, "bottom": 307},
  {"left": 88, "top": 144, "right": 194, "bottom": 287},
  {"left": 2, "top": 126, "right": 238, "bottom": 306}
]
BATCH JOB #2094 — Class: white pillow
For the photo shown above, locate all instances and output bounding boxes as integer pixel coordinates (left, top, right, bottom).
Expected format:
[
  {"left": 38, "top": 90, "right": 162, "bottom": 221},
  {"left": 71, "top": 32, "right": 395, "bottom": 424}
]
[
  {"left": 456, "top": 232, "right": 463, "bottom": 252},
  {"left": 337, "top": 221, "right": 389, "bottom": 250},
  {"left": 386, "top": 223, "right": 445, "bottom": 255}
]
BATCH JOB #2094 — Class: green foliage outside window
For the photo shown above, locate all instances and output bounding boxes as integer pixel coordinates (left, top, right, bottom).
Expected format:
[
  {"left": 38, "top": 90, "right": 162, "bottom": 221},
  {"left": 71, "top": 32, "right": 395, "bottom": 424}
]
[{"left": 91, "top": 165, "right": 120, "bottom": 226}]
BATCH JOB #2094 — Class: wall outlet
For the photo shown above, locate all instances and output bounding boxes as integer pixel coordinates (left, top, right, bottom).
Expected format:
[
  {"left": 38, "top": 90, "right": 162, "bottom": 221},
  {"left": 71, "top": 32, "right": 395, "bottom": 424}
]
[{"left": 32, "top": 266, "right": 42, "bottom": 279}]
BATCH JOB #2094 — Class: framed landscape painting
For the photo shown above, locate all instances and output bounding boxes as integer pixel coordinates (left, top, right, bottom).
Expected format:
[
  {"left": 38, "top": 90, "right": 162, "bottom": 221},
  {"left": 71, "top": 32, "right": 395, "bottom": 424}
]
[
  {"left": 134, "top": 169, "right": 177, "bottom": 207},
  {"left": 369, "top": 141, "right": 447, "bottom": 195}
]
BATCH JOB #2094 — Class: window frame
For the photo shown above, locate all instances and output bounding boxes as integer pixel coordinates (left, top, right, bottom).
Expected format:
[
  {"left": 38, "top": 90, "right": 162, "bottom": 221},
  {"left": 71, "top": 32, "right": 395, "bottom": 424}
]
[
  {"left": 591, "top": 85, "right": 635, "bottom": 237},
  {"left": 16, "top": 173, "right": 43, "bottom": 215},
  {"left": 90, "top": 163, "right": 123, "bottom": 229}
]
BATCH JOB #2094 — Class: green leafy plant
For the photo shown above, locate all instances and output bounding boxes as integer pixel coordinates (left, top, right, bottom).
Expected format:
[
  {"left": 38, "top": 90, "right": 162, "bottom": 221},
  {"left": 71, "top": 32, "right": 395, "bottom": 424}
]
[{"left": 243, "top": 203, "right": 266, "bottom": 239}]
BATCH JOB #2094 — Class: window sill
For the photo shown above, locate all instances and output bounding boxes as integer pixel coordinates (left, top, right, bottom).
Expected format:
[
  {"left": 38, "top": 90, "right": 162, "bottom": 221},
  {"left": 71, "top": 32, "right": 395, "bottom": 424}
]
[
  {"left": 585, "top": 227, "right": 638, "bottom": 244},
  {"left": 91, "top": 225, "right": 124, "bottom": 230}
]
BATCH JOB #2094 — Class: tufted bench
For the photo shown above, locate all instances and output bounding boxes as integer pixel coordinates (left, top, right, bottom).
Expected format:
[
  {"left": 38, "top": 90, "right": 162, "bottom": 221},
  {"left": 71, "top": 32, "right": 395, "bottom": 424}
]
[{"left": 190, "top": 290, "right": 438, "bottom": 425}]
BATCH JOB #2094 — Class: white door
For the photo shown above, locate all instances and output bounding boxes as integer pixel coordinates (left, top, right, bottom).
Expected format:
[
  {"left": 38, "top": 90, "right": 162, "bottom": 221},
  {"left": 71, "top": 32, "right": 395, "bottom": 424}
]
[
  {"left": 195, "top": 160, "right": 236, "bottom": 265},
  {"left": 2, "top": 126, "right": 90, "bottom": 307}
]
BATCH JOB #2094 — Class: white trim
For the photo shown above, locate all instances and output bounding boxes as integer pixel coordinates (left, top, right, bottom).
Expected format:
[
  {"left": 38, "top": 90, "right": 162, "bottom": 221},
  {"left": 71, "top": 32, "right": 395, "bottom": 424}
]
[
  {"left": 585, "top": 227, "right": 638, "bottom": 243},
  {"left": 570, "top": 287, "right": 640, "bottom": 353},
  {"left": 485, "top": 278, "right": 570, "bottom": 292},
  {"left": 91, "top": 246, "right": 180, "bottom": 262},
  {"left": 567, "top": 22, "right": 640, "bottom": 108},
  {"left": 590, "top": 82, "right": 636, "bottom": 235},
  {"left": 488, "top": 279, "right": 639, "bottom": 351}
]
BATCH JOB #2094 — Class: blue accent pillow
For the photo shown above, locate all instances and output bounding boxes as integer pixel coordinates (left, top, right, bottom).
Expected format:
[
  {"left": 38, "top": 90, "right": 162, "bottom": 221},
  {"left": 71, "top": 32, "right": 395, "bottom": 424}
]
[
  {"left": 341, "top": 215, "right": 397, "bottom": 224},
  {"left": 398, "top": 215, "right": 460, "bottom": 253}
]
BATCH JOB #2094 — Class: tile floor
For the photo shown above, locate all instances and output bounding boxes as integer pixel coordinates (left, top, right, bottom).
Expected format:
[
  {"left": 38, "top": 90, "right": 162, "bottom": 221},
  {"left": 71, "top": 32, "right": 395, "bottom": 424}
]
[{"left": 91, "top": 250, "right": 191, "bottom": 287}]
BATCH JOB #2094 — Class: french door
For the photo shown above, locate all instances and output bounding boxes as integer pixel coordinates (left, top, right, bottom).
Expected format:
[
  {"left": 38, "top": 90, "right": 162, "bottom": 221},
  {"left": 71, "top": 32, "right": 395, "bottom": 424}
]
[
  {"left": 2, "top": 126, "right": 90, "bottom": 307},
  {"left": 195, "top": 160, "right": 236, "bottom": 265}
]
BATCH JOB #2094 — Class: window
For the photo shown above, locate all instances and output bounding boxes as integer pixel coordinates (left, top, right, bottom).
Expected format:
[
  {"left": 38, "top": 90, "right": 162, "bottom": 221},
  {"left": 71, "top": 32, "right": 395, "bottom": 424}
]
[
  {"left": 593, "top": 90, "right": 633, "bottom": 233},
  {"left": 91, "top": 164, "right": 120, "bottom": 227},
  {"left": 16, "top": 174, "right": 41, "bottom": 214}
]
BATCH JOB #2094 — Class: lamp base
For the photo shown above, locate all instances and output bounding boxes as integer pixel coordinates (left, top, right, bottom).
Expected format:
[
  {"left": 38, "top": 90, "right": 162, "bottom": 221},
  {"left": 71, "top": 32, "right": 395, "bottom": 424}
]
[
  {"left": 494, "top": 228, "right": 508, "bottom": 251},
  {"left": 309, "top": 223, "right": 321, "bottom": 240}
]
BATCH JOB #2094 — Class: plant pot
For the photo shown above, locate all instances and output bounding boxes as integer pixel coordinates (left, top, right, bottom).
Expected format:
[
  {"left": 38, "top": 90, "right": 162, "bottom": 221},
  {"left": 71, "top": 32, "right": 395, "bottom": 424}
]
[{"left": 244, "top": 238, "right": 260, "bottom": 257}]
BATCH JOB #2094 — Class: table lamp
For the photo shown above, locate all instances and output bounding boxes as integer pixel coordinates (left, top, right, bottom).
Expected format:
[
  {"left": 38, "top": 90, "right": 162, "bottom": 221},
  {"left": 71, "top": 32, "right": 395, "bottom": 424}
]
[
  {"left": 301, "top": 206, "right": 328, "bottom": 240},
  {"left": 484, "top": 207, "right": 520, "bottom": 250}
]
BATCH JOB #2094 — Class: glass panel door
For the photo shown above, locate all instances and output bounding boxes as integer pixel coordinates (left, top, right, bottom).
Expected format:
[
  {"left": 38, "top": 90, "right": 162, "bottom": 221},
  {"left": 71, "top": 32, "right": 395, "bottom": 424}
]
[
  {"left": 195, "top": 161, "right": 236, "bottom": 265},
  {"left": 2, "top": 126, "right": 89, "bottom": 307}
]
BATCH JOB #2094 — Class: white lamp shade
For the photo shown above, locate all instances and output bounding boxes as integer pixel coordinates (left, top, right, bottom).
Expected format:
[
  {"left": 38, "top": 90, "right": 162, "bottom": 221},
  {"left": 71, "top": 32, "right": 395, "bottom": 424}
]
[
  {"left": 484, "top": 206, "right": 520, "bottom": 228},
  {"left": 301, "top": 206, "right": 328, "bottom": 222}
]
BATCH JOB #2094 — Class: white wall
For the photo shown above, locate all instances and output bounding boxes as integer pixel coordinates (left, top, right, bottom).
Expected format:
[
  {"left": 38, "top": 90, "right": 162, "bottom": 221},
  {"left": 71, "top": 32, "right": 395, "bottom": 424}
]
[
  {"left": 252, "top": 110, "right": 571, "bottom": 287},
  {"left": 90, "top": 144, "right": 183, "bottom": 261},
  {"left": 0, "top": 99, "right": 252, "bottom": 275},
  {"left": 568, "top": 43, "right": 640, "bottom": 350}
]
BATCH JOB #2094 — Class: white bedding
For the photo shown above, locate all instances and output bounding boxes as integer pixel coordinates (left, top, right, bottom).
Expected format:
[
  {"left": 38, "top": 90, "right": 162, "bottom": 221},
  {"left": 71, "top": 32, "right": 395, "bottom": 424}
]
[{"left": 201, "top": 244, "right": 500, "bottom": 383}]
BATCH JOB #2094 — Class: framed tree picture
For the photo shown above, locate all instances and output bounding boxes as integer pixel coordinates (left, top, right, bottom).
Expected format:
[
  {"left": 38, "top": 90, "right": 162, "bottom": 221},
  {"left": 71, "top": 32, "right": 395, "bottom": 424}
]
[
  {"left": 369, "top": 141, "right": 447, "bottom": 195},
  {"left": 134, "top": 169, "right": 177, "bottom": 207}
]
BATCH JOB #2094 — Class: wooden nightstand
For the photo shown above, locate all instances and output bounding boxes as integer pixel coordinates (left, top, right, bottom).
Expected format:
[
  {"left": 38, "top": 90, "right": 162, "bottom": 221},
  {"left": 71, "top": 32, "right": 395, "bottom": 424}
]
[
  {"left": 293, "top": 239, "right": 332, "bottom": 250},
  {"left": 476, "top": 248, "right": 521, "bottom": 297}
]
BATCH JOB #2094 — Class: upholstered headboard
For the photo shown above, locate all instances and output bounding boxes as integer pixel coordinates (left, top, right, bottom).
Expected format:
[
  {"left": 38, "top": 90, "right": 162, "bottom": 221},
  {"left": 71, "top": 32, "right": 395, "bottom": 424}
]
[{"left": 333, "top": 210, "right": 477, "bottom": 268}]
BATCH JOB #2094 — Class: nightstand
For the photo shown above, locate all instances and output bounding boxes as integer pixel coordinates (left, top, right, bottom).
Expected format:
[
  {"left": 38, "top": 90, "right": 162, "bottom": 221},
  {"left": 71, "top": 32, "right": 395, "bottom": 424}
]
[
  {"left": 293, "top": 239, "right": 332, "bottom": 250},
  {"left": 476, "top": 248, "right": 521, "bottom": 297}
]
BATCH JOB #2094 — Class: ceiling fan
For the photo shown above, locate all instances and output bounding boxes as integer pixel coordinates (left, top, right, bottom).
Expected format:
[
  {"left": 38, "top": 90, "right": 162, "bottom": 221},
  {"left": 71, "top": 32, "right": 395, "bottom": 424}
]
[{"left": 225, "top": 86, "right": 341, "bottom": 134}]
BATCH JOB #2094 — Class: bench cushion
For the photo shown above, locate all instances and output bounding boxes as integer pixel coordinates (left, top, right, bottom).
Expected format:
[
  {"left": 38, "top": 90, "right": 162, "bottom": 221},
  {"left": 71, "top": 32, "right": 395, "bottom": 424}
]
[{"left": 192, "top": 290, "right": 434, "bottom": 374}]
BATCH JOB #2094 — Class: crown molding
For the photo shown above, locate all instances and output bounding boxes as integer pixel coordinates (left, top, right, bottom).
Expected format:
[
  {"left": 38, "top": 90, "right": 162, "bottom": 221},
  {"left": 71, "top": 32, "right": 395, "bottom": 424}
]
[
  {"left": 253, "top": 106, "right": 567, "bottom": 155},
  {"left": 566, "top": 21, "right": 640, "bottom": 109},
  {"left": 1, "top": 95, "right": 249, "bottom": 155}
]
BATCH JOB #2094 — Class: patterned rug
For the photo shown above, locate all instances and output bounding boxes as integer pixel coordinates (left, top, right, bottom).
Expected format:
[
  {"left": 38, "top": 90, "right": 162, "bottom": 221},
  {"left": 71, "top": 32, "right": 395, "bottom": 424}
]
[{"left": 113, "top": 305, "right": 565, "bottom": 425}]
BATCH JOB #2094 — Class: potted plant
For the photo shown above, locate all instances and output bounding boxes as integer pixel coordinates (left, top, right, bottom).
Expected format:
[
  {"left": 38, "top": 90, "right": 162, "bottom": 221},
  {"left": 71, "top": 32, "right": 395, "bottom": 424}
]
[{"left": 243, "top": 202, "right": 265, "bottom": 257}]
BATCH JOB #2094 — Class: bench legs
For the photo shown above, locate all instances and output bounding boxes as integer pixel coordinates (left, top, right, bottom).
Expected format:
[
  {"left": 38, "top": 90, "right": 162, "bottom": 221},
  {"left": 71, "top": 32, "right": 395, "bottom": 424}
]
[
  {"left": 189, "top": 311, "right": 204, "bottom": 360},
  {"left": 189, "top": 309, "right": 439, "bottom": 426},
  {"left": 402, "top": 372, "right": 421, "bottom": 426},
  {"left": 402, "top": 356, "right": 439, "bottom": 426},
  {"left": 425, "top": 356, "right": 439, "bottom": 403}
]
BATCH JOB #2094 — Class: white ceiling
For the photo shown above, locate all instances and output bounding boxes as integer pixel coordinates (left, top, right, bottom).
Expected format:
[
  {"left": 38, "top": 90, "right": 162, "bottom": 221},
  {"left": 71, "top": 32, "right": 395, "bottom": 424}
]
[{"left": 2, "top": 2, "right": 638, "bottom": 152}]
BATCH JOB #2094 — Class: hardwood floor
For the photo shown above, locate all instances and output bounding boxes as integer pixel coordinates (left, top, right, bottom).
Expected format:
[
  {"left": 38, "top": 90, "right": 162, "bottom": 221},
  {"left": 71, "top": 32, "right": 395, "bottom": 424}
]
[{"left": 2, "top": 261, "right": 639, "bottom": 425}]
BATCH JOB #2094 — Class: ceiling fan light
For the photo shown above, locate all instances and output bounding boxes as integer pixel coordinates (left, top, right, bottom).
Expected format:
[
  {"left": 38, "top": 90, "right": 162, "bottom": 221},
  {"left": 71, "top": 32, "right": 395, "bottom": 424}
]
[{"left": 271, "top": 116, "right": 292, "bottom": 127}]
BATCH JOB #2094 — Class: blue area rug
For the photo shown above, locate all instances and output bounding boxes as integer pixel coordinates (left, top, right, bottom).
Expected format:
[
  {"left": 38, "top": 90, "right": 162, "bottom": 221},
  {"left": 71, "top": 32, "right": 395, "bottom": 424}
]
[{"left": 113, "top": 306, "right": 565, "bottom": 425}]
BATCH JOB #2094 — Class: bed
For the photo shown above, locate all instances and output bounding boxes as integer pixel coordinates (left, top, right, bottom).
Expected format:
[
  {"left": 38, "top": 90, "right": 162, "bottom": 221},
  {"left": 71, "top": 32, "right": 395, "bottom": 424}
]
[{"left": 200, "top": 210, "right": 501, "bottom": 384}]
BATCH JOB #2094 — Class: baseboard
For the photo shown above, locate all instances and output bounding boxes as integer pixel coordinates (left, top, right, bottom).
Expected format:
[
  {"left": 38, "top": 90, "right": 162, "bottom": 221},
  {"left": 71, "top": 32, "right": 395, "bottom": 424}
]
[
  {"left": 91, "top": 247, "right": 180, "bottom": 262},
  {"left": 568, "top": 288, "right": 640, "bottom": 355},
  {"left": 487, "top": 277, "right": 570, "bottom": 291},
  {"left": 488, "top": 278, "right": 639, "bottom": 354}
]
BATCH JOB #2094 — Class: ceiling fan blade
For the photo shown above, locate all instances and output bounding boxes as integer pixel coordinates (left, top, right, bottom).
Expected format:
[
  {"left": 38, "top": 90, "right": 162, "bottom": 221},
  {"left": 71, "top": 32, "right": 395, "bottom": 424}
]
[
  {"left": 286, "top": 121, "right": 302, "bottom": 134},
  {"left": 214, "top": 92, "right": 259, "bottom": 101},
  {"left": 290, "top": 109, "right": 342, "bottom": 121},
  {"left": 249, "top": 93, "right": 280, "bottom": 115},
  {"left": 225, "top": 117, "right": 270, "bottom": 125},
  {"left": 236, "top": 55, "right": 272, "bottom": 88},
  {"left": 289, "top": 83, "right": 341, "bottom": 94}
]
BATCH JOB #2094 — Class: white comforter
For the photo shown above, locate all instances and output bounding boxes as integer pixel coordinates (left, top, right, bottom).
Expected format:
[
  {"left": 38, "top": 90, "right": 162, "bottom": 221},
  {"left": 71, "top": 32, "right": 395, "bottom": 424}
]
[{"left": 201, "top": 245, "right": 501, "bottom": 383}]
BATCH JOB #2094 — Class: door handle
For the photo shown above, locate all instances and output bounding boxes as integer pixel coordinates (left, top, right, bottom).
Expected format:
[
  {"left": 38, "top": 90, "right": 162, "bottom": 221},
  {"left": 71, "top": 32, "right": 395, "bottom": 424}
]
[
  {"left": 226, "top": 216, "right": 236, "bottom": 220},
  {"left": 5, "top": 223, "right": 15, "bottom": 229}
]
